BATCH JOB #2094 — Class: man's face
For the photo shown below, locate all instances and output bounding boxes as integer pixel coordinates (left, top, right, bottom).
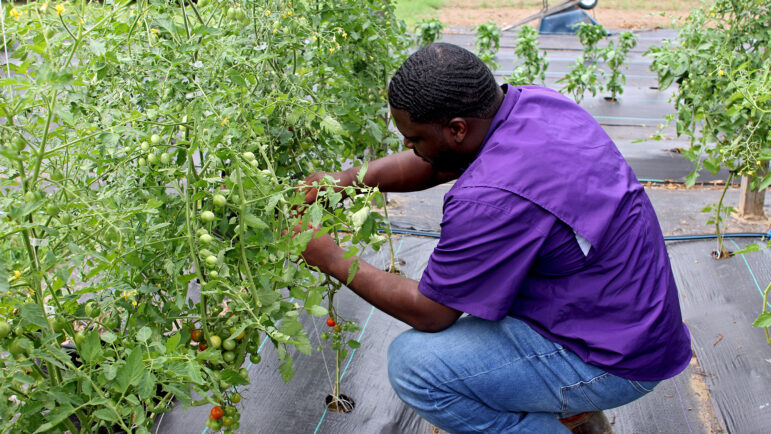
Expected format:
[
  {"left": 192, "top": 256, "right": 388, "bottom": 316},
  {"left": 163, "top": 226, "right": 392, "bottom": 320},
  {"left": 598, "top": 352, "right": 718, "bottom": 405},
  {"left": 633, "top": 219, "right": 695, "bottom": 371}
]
[{"left": 391, "top": 108, "right": 469, "bottom": 173}]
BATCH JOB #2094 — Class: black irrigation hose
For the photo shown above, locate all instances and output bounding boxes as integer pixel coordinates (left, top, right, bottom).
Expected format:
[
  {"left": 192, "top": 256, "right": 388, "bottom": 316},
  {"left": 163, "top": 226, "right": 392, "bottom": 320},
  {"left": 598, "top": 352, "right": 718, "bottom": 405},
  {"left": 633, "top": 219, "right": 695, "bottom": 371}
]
[{"left": 380, "top": 227, "right": 771, "bottom": 242}]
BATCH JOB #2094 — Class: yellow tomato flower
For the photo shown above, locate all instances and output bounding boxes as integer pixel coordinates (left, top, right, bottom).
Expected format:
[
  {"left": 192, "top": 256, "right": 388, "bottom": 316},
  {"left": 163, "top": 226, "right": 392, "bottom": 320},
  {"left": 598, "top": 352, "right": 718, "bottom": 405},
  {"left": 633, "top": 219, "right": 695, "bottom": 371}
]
[
  {"left": 55, "top": 4, "right": 65, "bottom": 16},
  {"left": 132, "top": 300, "right": 138, "bottom": 307},
  {"left": 12, "top": 270, "right": 21, "bottom": 280},
  {"left": 748, "top": 170, "right": 753, "bottom": 176},
  {"left": 40, "top": 2, "right": 50, "bottom": 13},
  {"left": 342, "top": 32, "right": 347, "bottom": 38},
  {"left": 221, "top": 116, "right": 230, "bottom": 126},
  {"left": 312, "top": 35, "right": 317, "bottom": 41},
  {"left": 264, "top": 9, "right": 271, "bottom": 16},
  {"left": 282, "top": 13, "right": 286, "bottom": 18},
  {"left": 10, "top": 7, "right": 20, "bottom": 19},
  {"left": 329, "top": 47, "right": 334, "bottom": 53},
  {"left": 287, "top": 10, "right": 293, "bottom": 16},
  {"left": 151, "top": 28, "right": 160, "bottom": 36},
  {"left": 718, "top": 70, "right": 725, "bottom": 76}
]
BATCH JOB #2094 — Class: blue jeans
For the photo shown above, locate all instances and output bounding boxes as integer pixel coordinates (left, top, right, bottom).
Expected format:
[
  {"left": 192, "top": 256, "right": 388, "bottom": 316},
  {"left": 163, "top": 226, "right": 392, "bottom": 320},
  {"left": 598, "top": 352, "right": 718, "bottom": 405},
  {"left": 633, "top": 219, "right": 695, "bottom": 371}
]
[{"left": 387, "top": 316, "right": 659, "bottom": 433}]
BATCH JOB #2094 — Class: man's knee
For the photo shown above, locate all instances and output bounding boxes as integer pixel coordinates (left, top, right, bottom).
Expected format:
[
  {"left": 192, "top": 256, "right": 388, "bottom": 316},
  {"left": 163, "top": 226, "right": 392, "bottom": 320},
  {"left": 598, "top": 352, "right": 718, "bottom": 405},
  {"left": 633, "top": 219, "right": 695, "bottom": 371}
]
[{"left": 387, "top": 329, "right": 433, "bottom": 396}]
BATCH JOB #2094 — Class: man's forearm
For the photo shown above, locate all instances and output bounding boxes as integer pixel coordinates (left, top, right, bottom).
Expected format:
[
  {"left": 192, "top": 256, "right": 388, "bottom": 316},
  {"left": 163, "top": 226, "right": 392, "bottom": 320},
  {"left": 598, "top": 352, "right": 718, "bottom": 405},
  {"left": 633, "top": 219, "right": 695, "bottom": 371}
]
[
  {"left": 344, "top": 150, "right": 458, "bottom": 193},
  {"left": 318, "top": 243, "right": 461, "bottom": 332}
]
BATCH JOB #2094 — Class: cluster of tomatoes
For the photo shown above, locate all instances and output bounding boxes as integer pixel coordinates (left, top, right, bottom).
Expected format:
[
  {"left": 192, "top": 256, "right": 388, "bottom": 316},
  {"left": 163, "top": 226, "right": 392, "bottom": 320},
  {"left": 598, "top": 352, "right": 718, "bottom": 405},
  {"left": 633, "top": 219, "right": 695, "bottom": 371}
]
[{"left": 206, "top": 403, "right": 241, "bottom": 432}]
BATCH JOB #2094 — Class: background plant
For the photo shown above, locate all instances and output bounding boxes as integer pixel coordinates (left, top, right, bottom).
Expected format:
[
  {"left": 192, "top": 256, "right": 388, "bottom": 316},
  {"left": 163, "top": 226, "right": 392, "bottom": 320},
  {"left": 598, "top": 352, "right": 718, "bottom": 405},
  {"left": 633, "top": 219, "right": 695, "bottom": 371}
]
[
  {"left": 473, "top": 21, "right": 501, "bottom": 71},
  {"left": 413, "top": 17, "right": 443, "bottom": 48},
  {"left": 646, "top": 0, "right": 770, "bottom": 258},
  {"left": 506, "top": 25, "right": 549, "bottom": 86},
  {"left": 558, "top": 23, "right": 606, "bottom": 102},
  {"left": 0, "top": 0, "right": 408, "bottom": 432},
  {"left": 602, "top": 31, "right": 637, "bottom": 101}
]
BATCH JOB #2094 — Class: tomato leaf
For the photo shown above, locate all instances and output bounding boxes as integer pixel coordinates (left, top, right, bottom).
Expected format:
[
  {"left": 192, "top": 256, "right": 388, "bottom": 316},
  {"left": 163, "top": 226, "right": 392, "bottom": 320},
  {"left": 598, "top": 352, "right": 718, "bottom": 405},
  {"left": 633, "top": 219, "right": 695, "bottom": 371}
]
[
  {"left": 20, "top": 302, "right": 49, "bottom": 330},
  {"left": 753, "top": 312, "right": 771, "bottom": 328}
]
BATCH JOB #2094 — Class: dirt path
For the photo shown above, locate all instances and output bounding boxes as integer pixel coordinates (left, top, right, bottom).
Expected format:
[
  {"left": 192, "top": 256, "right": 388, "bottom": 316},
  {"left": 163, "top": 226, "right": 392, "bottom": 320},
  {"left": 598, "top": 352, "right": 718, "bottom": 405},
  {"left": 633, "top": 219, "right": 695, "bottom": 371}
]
[{"left": 438, "top": 6, "right": 692, "bottom": 30}]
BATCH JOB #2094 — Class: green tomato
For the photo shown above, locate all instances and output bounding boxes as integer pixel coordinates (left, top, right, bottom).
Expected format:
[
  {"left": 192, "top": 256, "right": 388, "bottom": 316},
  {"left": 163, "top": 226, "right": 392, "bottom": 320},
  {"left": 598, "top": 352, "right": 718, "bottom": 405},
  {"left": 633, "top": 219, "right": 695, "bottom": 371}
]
[
  {"left": 199, "top": 249, "right": 213, "bottom": 258},
  {"left": 150, "top": 134, "right": 161, "bottom": 145},
  {"left": 24, "top": 191, "right": 36, "bottom": 202},
  {"left": 0, "top": 321, "right": 11, "bottom": 339},
  {"left": 227, "top": 7, "right": 236, "bottom": 19},
  {"left": 147, "top": 153, "right": 158, "bottom": 165},
  {"left": 45, "top": 204, "right": 59, "bottom": 217},
  {"left": 209, "top": 335, "right": 222, "bottom": 349},
  {"left": 222, "top": 416, "right": 234, "bottom": 427},
  {"left": 239, "top": 368, "right": 249, "bottom": 379},
  {"left": 200, "top": 233, "right": 214, "bottom": 244},
  {"left": 229, "top": 393, "right": 241, "bottom": 405},
  {"left": 209, "top": 270, "right": 219, "bottom": 278},
  {"left": 223, "top": 351, "right": 235, "bottom": 363},
  {"left": 103, "top": 314, "right": 120, "bottom": 330},
  {"left": 213, "top": 194, "right": 227, "bottom": 207},
  {"left": 84, "top": 301, "right": 101, "bottom": 318},
  {"left": 242, "top": 151, "right": 255, "bottom": 161},
  {"left": 9, "top": 337, "right": 31, "bottom": 357},
  {"left": 205, "top": 255, "right": 218, "bottom": 267},
  {"left": 223, "top": 339, "right": 236, "bottom": 351},
  {"left": 52, "top": 317, "right": 69, "bottom": 333},
  {"left": 140, "top": 141, "right": 149, "bottom": 151},
  {"left": 74, "top": 330, "right": 87, "bottom": 345},
  {"left": 160, "top": 152, "right": 170, "bottom": 164},
  {"left": 12, "top": 136, "right": 26, "bottom": 151},
  {"left": 249, "top": 353, "right": 261, "bottom": 364},
  {"left": 137, "top": 157, "right": 146, "bottom": 167},
  {"left": 60, "top": 213, "right": 71, "bottom": 225},
  {"left": 201, "top": 210, "right": 215, "bottom": 223}
]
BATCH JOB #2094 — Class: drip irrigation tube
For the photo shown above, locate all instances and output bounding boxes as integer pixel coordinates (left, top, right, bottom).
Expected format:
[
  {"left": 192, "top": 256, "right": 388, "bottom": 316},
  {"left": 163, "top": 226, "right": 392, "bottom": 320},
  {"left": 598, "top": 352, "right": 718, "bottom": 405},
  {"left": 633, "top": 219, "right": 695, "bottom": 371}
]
[{"left": 382, "top": 227, "right": 771, "bottom": 242}]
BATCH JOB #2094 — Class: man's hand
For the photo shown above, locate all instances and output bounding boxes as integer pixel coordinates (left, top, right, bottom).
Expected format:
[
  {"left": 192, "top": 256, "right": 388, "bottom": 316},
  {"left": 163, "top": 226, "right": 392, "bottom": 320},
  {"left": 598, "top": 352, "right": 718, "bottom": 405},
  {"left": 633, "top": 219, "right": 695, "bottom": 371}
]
[
  {"left": 298, "top": 171, "right": 353, "bottom": 205},
  {"left": 297, "top": 226, "right": 342, "bottom": 275}
]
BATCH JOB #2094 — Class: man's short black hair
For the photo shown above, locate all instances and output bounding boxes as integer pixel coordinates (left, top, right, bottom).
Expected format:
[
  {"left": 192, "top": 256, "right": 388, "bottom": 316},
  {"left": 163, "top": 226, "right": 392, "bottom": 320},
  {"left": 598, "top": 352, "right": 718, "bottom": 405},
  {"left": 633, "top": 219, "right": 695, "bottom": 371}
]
[{"left": 388, "top": 42, "right": 501, "bottom": 124}]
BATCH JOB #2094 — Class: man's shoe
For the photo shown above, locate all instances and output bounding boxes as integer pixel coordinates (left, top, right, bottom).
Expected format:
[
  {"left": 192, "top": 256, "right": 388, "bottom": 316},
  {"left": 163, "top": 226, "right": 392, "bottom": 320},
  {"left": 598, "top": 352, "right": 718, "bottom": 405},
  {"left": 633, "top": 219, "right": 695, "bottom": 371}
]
[{"left": 559, "top": 411, "right": 614, "bottom": 434}]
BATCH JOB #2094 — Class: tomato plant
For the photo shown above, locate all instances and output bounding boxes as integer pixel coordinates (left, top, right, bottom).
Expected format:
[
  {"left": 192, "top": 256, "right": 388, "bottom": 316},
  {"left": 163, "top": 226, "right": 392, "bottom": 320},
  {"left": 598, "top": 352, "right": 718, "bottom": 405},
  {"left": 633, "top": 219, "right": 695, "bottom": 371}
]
[
  {"left": 0, "top": 0, "right": 408, "bottom": 432},
  {"left": 474, "top": 22, "right": 501, "bottom": 71},
  {"left": 414, "top": 18, "right": 443, "bottom": 48},
  {"left": 506, "top": 25, "right": 549, "bottom": 87},
  {"left": 646, "top": 0, "right": 770, "bottom": 258}
]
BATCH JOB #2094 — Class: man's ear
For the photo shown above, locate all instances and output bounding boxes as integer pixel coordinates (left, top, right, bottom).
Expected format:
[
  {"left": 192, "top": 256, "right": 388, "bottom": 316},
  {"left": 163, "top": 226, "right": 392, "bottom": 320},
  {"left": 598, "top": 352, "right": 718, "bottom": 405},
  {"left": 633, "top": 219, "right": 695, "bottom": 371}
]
[{"left": 447, "top": 118, "right": 467, "bottom": 143}]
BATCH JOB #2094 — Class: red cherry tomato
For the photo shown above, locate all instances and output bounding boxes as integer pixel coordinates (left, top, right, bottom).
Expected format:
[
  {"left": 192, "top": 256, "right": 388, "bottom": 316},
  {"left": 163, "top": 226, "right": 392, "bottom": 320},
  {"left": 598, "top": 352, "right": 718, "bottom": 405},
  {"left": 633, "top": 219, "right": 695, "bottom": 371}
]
[
  {"left": 210, "top": 405, "right": 224, "bottom": 420},
  {"left": 191, "top": 329, "right": 203, "bottom": 342},
  {"left": 326, "top": 318, "right": 336, "bottom": 327}
]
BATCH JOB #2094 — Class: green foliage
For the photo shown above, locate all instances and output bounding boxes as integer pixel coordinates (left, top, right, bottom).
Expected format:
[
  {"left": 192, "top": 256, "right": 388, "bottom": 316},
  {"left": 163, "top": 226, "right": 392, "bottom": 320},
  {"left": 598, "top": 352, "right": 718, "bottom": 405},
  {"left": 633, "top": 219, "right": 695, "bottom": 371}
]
[
  {"left": 0, "top": 0, "right": 408, "bottom": 432},
  {"left": 414, "top": 18, "right": 444, "bottom": 47},
  {"left": 646, "top": 0, "right": 770, "bottom": 259},
  {"left": 474, "top": 22, "right": 501, "bottom": 71},
  {"left": 506, "top": 25, "right": 549, "bottom": 86},
  {"left": 558, "top": 23, "right": 607, "bottom": 102},
  {"left": 603, "top": 31, "right": 637, "bottom": 101}
]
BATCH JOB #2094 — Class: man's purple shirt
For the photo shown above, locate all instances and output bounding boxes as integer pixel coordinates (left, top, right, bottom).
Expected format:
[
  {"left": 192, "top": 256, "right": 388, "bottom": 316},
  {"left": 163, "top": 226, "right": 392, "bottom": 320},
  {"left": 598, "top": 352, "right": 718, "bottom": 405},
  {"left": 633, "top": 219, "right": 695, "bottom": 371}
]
[{"left": 418, "top": 85, "right": 691, "bottom": 381}]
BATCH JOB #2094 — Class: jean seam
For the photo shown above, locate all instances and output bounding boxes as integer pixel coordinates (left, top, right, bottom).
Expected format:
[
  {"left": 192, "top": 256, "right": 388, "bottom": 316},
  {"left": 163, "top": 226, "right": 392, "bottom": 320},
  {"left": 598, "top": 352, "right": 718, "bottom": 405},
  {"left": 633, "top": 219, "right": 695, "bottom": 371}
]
[
  {"left": 435, "top": 347, "right": 567, "bottom": 390},
  {"left": 560, "top": 372, "right": 611, "bottom": 412},
  {"left": 628, "top": 379, "right": 656, "bottom": 394},
  {"left": 427, "top": 382, "right": 484, "bottom": 433}
]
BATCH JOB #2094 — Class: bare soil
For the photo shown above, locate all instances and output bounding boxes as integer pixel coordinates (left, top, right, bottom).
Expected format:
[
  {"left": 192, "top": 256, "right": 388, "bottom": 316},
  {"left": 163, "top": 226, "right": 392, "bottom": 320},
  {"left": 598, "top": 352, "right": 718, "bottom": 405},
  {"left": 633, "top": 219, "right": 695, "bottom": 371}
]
[{"left": 438, "top": 6, "right": 691, "bottom": 30}]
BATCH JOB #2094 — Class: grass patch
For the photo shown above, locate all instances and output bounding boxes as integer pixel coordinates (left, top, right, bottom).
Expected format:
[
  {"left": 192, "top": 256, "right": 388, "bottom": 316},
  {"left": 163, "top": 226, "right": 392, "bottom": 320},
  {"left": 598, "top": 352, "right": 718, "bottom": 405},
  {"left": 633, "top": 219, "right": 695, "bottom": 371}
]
[{"left": 394, "top": 0, "right": 446, "bottom": 29}]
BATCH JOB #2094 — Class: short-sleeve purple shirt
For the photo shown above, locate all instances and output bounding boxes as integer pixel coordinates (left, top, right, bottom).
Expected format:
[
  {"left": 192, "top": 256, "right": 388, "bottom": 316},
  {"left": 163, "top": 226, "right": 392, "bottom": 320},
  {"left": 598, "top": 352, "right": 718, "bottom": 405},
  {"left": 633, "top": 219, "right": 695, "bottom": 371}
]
[{"left": 419, "top": 85, "right": 691, "bottom": 381}]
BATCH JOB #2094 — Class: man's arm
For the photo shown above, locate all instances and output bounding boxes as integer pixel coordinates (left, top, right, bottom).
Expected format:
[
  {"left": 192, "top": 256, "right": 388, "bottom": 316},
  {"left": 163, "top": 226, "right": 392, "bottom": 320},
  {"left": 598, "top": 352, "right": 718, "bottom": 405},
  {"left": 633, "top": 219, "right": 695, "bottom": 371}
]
[
  {"left": 304, "top": 150, "right": 458, "bottom": 203},
  {"left": 302, "top": 231, "right": 462, "bottom": 332}
]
